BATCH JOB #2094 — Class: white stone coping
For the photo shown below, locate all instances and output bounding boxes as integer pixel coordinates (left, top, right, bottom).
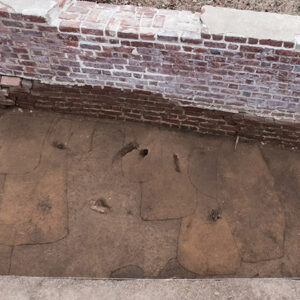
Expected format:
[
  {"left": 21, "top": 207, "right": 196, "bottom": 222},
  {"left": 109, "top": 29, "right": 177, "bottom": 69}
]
[
  {"left": 1, "top": 1, "right": 300, "bottom": 44},
  {"left": 201, "top": 5, "right": 300, "bottom": 43},
  {"left": 0, "top": 0, "right": 58, "bottom": 16}
]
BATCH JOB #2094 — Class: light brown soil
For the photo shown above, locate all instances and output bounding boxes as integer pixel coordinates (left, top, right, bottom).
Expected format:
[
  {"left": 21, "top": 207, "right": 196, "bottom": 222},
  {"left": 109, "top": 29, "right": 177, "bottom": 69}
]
[
  {"left": 92, "top": 0, "right": 300, "bottom": 15},
  {"left": 0, "top": 108, "right": 299, "bottom": 278}
]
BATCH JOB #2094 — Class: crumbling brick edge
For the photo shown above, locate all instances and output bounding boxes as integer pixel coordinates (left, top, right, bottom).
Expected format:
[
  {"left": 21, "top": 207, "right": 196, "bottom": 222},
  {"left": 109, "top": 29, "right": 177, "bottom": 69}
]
[{"left": 1, "top": 75, "right": 299, "bottom": 149}]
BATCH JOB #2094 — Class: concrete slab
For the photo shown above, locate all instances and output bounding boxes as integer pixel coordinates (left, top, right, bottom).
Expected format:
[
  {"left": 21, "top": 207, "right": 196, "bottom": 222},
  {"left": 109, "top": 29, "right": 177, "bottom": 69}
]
[
  {"left": 202, "top": 5, "right": 300, "bottom": 42},
  {"left": 0, "top": 277, "right": 299, "bottom": 300},
  {"left": 0, "top": 0, "right": 61, "bottom": 24},
  {"left": 0, "top": 0, "right": 57, "bottom": 16}
]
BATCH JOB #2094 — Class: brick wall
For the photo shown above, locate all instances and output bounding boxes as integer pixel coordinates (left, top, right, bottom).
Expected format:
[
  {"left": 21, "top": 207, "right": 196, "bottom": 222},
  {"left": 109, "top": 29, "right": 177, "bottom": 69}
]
[{"left": 0, "top": 0, "right": 299, "bottom": 146}]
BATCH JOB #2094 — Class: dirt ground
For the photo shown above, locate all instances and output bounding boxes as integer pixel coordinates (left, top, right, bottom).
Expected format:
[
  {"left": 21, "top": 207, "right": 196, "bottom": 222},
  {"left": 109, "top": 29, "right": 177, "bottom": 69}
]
[
  {"left": 89, "top": 0, "right": 300, "bottom": 15},
  {"left": 0, "top": 108, "right": 299, "bottom": 278}
]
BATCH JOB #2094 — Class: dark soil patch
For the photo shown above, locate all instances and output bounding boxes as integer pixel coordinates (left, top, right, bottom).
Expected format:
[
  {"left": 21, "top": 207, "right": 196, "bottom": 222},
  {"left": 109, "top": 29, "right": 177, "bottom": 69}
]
[
  {"left": 173, "top": 154, "right": 181, "bottom": 173},
  {"left": 113, "top": 141, "right": 139, "bottom": 161}
]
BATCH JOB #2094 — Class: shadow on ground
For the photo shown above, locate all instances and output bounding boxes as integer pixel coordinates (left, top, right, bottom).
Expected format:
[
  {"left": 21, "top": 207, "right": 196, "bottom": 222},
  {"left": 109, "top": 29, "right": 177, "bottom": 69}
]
[{"left": 0, "top": 108, "right": 299, "bottom": 278}]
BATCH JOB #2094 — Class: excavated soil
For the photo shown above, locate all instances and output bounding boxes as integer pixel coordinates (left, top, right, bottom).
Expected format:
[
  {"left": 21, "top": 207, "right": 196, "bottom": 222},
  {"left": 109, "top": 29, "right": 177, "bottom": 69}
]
[{"left": 0, "top": 108, "right": 299, "bottom": 278}]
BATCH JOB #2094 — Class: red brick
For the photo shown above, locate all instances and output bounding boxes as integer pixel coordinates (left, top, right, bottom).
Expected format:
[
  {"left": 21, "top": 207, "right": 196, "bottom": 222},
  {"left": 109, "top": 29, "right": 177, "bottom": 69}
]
[
  {"left": 157, "top": 33, "right": 178, "bottom": 42},
  {"left": 283, "top": 42, "right": 295, "bottom": 49},
  {"left": 259, "top": 39, "right": 282, "bottom": 47},
  {"left": 165, "top": 44, "right": 181, "bottom": 51},
  {"left": 228, "top": 44, "right": 239, "bottom": 50},
  {"left": 225, "top": 36, "right": 247, "bottom": 43},
  {"left": 118, "top": 31, "right": 139, "bottom": 40},
  {"left": 59, "top": 21, "right": 81, "bottom": 33},
  {"left": 180, "top": 36, "right": 201, "bottom": 45},
  {"left": 0, "top": 8, "right": 9, "bottom": 18},
  {"left": 23, "top": 15, "right": 46, "bottom": 23},
  {"left": 57, "top": 33, "right": 78, "bottom": 42},
  {"left": 248, "top": 38, "right": 258, "bottom": 44},
  {"left": 194, "top": 48, "right": 207, "bottom": 53},
  {"left": 201, "top": 33, "right": 211, "bottom": 40},
  {"left": 140, "top": 33, "right": 155, "bottom": 41},
  {"left": 131, "top": 41, "right": 154, "bottom": 48},
  {"left": 240, "top": 45, "right": 264, "bottom": 52},
  {"left": 81, "top": 27, "right": 104, "bottom": 36},
  {"left": 204, "top": 41, "right": 226, "bottom": 49},
  {"left": 1, "top": 76, "right": 21, "bottom": 86},
  {"left": 2, "top": 20, "right": 23, "bottom": 27},
  {"left": 37, "top": 25, "right": 57, "bottom": 32},
  {"left": 212, "top": 34, "right": 223, "bottom": 41},
  {"left": 275, "top": 49, "right": 299, "bottom": 57}
]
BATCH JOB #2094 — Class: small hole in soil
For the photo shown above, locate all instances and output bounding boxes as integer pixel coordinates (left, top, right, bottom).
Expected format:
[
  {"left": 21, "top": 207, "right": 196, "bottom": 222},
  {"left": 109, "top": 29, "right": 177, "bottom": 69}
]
[
  {"left": 209, "top": 209, "right": 221, "bottom": 222},
  {"left": 139, "top": 149, "right": 148, "bottom": 157},
  {"left": 52, "top": 141, "right": 66, "bottom": 150}
]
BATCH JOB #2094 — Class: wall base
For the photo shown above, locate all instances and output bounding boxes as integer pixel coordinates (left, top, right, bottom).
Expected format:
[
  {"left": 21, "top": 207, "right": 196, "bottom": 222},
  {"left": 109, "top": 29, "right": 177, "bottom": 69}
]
[{"left": 1, "top": 76, "right": 299, "bottom": 149}]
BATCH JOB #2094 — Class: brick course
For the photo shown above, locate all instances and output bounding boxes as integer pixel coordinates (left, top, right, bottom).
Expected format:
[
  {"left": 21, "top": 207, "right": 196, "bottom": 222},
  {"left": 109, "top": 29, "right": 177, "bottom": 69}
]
[
  {"left": 0, "top": 75, "right": 299, "bottom": 148},
  {"left": 0, "top": 1, "right": 299, "bottom": 146}
]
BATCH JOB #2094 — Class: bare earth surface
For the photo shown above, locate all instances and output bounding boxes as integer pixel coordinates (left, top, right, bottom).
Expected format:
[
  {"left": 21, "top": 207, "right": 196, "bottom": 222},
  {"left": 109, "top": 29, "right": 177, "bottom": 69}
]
[
  {"left": 0, "top": 108, "right": 299, "bottom": 278},
  {"left": 91, "top": 0, "right": 300, "bottom": 15}
]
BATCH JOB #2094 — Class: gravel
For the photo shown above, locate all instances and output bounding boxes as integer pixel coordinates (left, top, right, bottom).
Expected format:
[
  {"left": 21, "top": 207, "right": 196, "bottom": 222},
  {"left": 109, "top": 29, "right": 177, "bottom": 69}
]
[{"left": 86, "top": 0, "right": 300, "bottom": 15}]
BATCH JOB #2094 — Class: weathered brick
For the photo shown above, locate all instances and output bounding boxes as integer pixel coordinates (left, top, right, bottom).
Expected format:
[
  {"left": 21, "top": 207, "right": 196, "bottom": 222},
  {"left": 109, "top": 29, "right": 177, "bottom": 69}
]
[
  {"left": 180, "top": 32, "right": 201, "bottom": 45},
  {"left": 118, "top": 31, "right": 139, "bottom": 40},
  {"left": 157, "top": 31, "right": 178, "bottom": 42},
  {"left": 225, "top": 36, "right": 247, "bottom": 43},
  {"left": 204, "top": 42, "right": 226, "bottom": 49},
  {"left": 80, "top": 44, "right": 101, "bottom": 51},
  {"left": 212, "top": 34, "right": 223, "bottom": 41},
  {"left": 248, "top": 38, "right": 258, "bottom": 44},
  {"left": 23, "top": 15, "right": 46, "bottom": 23},
  {"left": 240, "top": 45, "right": 264, "bottom": 52},
  {"left": 153, "top": 15, "right": 165, "bottom": 28},
  {"left": 59, "top": 12, "right": 79, "bottom": 20},
  {"left": 259, "top": 39, "right": 282, "bottom": 47},
  {"left": 59, "top": 21, "right": 81, "bottom": 33},
  {"left": 0, "top": 8, "right": 9, "bottom": 18},
  {"left": 2, "top": 20, "right": 23, "bottom": 27},
  {"left": 81, "top": 27, "right": 104, "bottom": 36},
  {"left": 201, "top": 33, "right": 211, "bottom": 40},
  {"left": 283, "top": 42, "right": 295, "bottom": 49},
  {"left": 1, "top": 76, "right": 21, "bottom": 86}
]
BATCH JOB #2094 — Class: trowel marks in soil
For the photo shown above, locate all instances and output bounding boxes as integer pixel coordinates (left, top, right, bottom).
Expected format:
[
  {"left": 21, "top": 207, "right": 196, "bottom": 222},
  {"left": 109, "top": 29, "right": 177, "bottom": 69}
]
[
  {"left": 113, "top": 141, "right": 139, "bottom": 162},
  {"left": 173, "top": 154, "right": 181, "bottom": 173}
]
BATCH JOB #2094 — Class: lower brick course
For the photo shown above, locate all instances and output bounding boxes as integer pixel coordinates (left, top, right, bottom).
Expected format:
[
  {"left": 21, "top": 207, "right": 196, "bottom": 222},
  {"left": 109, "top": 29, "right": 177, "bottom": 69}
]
[{"left": 1, "top": 76, "right": 299, "bottom": 149}]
